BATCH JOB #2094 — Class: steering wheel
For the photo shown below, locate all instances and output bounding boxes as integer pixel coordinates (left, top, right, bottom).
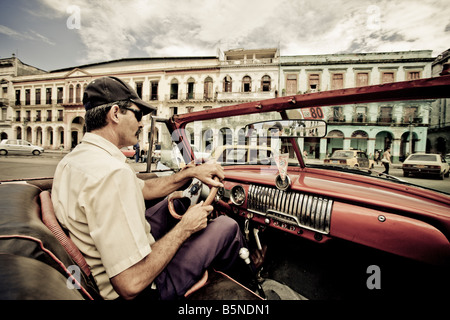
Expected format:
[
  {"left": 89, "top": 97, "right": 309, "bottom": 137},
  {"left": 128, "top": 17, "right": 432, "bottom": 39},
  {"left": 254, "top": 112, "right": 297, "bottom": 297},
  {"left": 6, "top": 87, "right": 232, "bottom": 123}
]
[{"left": 168, "top": 177, "right": 220, "bottom": 219}]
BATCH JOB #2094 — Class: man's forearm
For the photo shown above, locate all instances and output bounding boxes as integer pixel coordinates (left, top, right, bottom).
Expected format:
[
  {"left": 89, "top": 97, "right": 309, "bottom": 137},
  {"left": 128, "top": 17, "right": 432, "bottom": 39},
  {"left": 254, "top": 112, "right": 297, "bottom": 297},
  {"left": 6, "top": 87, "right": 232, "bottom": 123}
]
[
  {"left": 110, "top": 222, "right": 190, "bottom": 299},
  {"left": 110, "top": 202, "right": 210, "bottom": 300},
  {"left": 142, "top": 162, "right": 224, "bottom": 201},
  {"left": 142, "top": 169, "right": 192, "bottom": 200}
]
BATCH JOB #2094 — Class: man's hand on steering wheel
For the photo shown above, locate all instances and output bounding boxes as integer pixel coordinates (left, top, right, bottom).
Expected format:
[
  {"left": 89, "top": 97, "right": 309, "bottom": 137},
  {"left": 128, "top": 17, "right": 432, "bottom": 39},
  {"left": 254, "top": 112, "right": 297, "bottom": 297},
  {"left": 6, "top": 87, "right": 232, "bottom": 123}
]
[
  {"left": 177, "top": 201, "right": 214, "bottom": 235},
  {"left": 191, "top": 160, "right": 225, "bottom": 188},
  {"left": 168, "top": 161, "right": 224, "bottom": 219}
]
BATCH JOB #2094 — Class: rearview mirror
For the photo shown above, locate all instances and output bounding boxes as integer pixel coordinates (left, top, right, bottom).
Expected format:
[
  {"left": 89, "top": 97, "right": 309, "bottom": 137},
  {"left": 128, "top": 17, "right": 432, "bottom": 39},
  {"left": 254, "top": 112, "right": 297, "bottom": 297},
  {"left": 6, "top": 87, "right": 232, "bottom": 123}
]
[{"left": 245, "top": 119, "right": 327, "bottom": 138}]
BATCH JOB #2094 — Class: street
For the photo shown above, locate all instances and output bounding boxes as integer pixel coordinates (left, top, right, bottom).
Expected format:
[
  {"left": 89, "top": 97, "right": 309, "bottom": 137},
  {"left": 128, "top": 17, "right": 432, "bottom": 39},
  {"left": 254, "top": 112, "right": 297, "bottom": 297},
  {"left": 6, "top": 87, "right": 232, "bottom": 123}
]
[
  {"left": 1, "top": 153, "right": 449, "bottom": 194},
  {"left": 306, "top": 159, "right": 450, "bottom": 194},
  {"left": 369, "top": 164, "right": 450, "bottom": 194},
  {"left": 0, "top": 152, "right": 147, "bottom": 181}
]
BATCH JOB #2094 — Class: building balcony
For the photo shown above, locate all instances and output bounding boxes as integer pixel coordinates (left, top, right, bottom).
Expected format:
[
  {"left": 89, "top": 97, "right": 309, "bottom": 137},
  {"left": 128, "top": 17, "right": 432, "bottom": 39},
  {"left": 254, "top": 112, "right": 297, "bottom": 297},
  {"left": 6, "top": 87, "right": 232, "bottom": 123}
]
[
  {"left": 401, "top": 117, "right": 423, "bottom": 124},
  {"left": 166, "top": 93, "right": 215, "bottom": 103},
  {"left": 0, "top": 98, "right": 9, "bottom": 107},
  {"left": 216, "top": 91, "right": 275, "bottom": 102},
  {"left": 0, "top": 119, "right": 12, "bottom": 127},
  {"left": 328, "top": 116, "right": 426, "bottom": 126}
]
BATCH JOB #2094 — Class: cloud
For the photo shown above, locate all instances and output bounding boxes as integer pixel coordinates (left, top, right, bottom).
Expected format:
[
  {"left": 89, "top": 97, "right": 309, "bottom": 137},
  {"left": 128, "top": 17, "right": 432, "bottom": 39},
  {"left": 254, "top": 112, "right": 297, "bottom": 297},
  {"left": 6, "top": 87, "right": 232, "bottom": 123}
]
[
  {"left": 29, "top": 30, "right": 56, "bottom": 46},
  {"left": 0, "top": 24, "right": 55, "bottom": 46},
  {"left": 0, "top": 25, "right": 24, "bottom": 39},
  {"left": 38, "top": 0, "right": 450, "bottom": 66}
]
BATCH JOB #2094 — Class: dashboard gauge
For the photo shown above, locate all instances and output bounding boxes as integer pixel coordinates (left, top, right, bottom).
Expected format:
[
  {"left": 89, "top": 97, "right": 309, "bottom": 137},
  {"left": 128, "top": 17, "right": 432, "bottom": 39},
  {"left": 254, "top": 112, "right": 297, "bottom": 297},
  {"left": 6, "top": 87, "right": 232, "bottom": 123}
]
[
  {"left": 230, "top": 185, "right": 246, "bottom": 206},
  {"left": 216, "top": 186, "right": 224, "bottom": 201}
]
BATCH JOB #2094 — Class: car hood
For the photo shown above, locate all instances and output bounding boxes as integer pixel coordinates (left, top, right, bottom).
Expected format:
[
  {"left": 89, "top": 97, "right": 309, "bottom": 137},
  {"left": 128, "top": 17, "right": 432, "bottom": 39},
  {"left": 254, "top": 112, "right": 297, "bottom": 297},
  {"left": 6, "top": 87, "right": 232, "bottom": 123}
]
[{"left": 223, "top": 166, "right": 450, "bottom": 234}]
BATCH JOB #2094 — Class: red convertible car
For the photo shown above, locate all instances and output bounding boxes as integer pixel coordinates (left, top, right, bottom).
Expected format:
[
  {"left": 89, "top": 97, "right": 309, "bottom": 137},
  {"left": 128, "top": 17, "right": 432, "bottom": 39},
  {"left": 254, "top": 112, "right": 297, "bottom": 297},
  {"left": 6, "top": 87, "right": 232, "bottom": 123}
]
[{"left": 1, "top": 74, "right": 450, "bottom": 302}]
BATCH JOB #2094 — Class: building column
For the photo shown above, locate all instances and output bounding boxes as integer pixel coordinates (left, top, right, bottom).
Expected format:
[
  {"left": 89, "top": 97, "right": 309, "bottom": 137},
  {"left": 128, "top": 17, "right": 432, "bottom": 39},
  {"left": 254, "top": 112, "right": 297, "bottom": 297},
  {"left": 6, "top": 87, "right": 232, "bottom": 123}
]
[
  {"left": 392, "top": 138, "right": 401, "bottom": 163},
  {"left": 143, "top": 77, "right": 150, "bottom": 102},
  {"left": 415, "top": 127, "right": 428, "bottom": 153},
  {"left": 30, "top": 126, "right": 36, "bottom": 145},
  {"left": 367, "top": 138, "right": 376, "bottom": 159},
  {"left": 42, "top": 126, "right": 48, "bottom": 148},
  {"left": 320, "top": 137, "right": 327, "bottom": 159},
  {"left": 343, "top": 137, "right": 351, "bottom": 150},
  {"left": 64, "top": 128, "right": 70, "bottom": 150}
]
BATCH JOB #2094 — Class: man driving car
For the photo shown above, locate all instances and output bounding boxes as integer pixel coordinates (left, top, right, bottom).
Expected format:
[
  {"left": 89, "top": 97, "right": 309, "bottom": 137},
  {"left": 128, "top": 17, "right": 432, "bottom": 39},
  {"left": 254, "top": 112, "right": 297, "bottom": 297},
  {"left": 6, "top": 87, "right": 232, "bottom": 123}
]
[{"left": 52, "top": 76, "right": 248, "bottom": 300}]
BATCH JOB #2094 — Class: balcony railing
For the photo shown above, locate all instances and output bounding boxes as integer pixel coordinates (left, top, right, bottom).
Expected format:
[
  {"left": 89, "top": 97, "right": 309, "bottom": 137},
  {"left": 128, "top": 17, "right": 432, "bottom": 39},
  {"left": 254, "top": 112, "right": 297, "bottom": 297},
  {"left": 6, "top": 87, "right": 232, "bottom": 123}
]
[
  {"left": 216, "top": 91, "right": 275, "bottom": 102},
  {"left": 166, "top": 93, "right": 215, "bottom": 102},
  {"left": 377, "top": 117, "right": 395, "bottom": 125},
  {"left": 328, "top": 116, "right": 425, "bottom": 126},
  {"left": 402, "top": 117, "right": 423, "bottom": 124},
  {"left": 0, "top": 98, "right": 9, "bottom": 106}
]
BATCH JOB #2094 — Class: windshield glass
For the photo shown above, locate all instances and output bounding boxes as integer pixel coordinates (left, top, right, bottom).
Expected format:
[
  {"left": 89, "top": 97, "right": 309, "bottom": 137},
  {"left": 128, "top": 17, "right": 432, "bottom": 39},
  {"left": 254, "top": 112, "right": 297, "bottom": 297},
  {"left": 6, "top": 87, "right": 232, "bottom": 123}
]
[
  {"left": 157, "top": 111, "right": 295, "bottom": 169},
  {"left": 153, "top": 98, "right": 449, "bottom": 194},
  {"left": 157, "top": 110, "right": 329, "bottom": 170}
]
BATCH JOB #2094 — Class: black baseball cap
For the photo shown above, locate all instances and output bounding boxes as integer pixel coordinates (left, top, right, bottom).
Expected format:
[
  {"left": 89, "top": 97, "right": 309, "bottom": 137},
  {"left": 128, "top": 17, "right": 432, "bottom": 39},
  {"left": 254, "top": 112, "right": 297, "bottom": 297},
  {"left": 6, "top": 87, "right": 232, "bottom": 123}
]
[{"left": 83, "top": 76, "right": 156, "bottom": 115}]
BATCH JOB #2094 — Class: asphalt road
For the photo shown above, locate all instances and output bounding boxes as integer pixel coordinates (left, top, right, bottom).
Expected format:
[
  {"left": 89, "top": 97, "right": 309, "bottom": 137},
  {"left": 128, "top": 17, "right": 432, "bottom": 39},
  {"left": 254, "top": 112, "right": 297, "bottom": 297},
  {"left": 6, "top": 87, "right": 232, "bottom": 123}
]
[
  {"left": 0, "top": 152, "right": 147, "bottom": 181},
  {"left": 369, "top": 164, "right": 450, "bottom": 194},
  {"left": 0, "top": 153, "right": 449, "bottom": 194}
]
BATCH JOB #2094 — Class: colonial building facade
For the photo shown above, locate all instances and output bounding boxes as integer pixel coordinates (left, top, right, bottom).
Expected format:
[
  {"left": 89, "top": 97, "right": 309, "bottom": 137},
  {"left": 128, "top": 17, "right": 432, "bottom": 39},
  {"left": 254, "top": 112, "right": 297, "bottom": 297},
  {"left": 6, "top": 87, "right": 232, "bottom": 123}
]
[
  {"left": 280, "top": 51, "right": 435, "bottom": 161},
  {"left": 0, "top": 48, "right": 448, "bottom": 162},
  {"left": 429, "top": 48, "right": 450, "bottom": 155}
]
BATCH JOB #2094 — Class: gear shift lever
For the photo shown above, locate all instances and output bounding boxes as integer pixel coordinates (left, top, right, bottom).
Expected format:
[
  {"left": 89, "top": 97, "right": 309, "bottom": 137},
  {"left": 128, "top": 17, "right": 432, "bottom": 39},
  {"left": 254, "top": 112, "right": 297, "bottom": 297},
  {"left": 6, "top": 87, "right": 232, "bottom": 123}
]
[
  {"left": 239, "top": 247, "right": 251, "bottom": 264},
  {"left": 239, "top": 248, "right": 266, "bottom": 299}
]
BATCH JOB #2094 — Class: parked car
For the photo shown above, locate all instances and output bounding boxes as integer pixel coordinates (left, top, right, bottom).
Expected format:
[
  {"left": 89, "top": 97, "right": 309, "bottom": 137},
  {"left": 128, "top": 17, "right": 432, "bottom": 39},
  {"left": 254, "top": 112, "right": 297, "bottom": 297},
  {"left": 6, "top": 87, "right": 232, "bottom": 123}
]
[
  {"left": 0, "top": 139, "right": 44, "bottom": 156},
  {"left": 1, "top": 74, "right": 450, "bottom": 301},
  {"left": 402, "top": 153, "right": 450, "bottom": 179},
  {"left": 324, "top": 149, "right": 374, "bottom": 169},
  {"left": 120, "top": 146, "right": 135, "bottom": 159}
]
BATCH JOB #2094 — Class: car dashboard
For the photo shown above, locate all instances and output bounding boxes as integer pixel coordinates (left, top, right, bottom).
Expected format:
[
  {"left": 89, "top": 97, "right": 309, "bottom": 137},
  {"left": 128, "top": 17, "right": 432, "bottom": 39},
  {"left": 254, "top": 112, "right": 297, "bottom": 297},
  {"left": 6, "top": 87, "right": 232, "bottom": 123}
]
[
  {"left": 212, "top": 165, "right": 450, "bottom": 266},
  {"left": 220, "top": 180, "right": 334, "bottom": 243},
  {"left": 214, "top": 166, "right": 335, "bottom": 246}
]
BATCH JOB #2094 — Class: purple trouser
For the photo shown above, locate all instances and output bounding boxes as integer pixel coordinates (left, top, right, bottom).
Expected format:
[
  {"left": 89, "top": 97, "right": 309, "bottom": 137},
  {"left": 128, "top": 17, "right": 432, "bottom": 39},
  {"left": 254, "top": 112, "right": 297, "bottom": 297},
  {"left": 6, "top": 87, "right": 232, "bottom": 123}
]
[{"left": 145, "top": 198, "right": 246, "bottom": 300}]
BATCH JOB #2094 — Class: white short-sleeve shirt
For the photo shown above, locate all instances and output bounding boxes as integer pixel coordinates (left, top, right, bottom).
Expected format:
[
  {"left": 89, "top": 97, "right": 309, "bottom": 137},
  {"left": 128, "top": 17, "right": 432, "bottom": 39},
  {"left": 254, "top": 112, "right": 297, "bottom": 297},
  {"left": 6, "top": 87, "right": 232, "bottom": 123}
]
[{"left": 52, "top": 133, "right": 155, "bottom": 300}]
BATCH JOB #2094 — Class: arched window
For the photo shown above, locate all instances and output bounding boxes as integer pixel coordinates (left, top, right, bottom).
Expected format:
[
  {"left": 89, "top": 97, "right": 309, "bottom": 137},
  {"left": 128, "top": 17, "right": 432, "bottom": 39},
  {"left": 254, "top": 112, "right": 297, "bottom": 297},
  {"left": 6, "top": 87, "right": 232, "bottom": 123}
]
[
  {"left": 204, "top": 77, "right": 213, "bottom": 100},
  {"left": 69, "top": 85, "right": 74, "bottom": 103},
  {"left": 351, "top": 130, "right": 368, "bottom": 138},
  {"left": 223, "top": 76, "right": 232, "bottom": 92},
  {"left": 187, "top": 77, "right": 195, "bottom": 99},
  {"left": 261, "top": 75, "right": 271, "bottom": 91},
  {"left": 243, "top": 76, "right": 252, "bottom": 92},
  {"left": 75, "top": 84, "right": 81, "bottom": 103},
  {"left": 170, "top": 79, "right": 179, "bottom": 100}
]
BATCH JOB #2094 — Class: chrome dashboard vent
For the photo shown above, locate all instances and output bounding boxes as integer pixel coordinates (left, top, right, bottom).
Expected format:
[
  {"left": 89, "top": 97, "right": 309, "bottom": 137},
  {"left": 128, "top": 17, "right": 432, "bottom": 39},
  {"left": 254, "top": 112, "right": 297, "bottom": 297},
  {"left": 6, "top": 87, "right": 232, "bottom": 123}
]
[{"left": 247, "top": 185, "right": 333, "bottom": 234}]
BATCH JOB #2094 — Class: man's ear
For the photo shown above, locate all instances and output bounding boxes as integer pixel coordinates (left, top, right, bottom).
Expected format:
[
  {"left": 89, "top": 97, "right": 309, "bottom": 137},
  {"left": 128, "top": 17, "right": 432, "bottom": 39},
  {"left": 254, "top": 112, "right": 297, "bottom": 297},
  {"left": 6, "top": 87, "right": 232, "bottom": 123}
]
[{"left": 108, "top": 104, "right": 121, "bottom": 124}]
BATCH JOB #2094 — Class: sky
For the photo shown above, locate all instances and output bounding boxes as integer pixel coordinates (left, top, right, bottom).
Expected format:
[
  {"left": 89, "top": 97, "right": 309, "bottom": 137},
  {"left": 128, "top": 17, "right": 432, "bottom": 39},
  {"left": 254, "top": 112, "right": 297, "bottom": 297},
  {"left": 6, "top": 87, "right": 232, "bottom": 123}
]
[{"left": 0, "top": 0, "right": 449, "bottom": 71}]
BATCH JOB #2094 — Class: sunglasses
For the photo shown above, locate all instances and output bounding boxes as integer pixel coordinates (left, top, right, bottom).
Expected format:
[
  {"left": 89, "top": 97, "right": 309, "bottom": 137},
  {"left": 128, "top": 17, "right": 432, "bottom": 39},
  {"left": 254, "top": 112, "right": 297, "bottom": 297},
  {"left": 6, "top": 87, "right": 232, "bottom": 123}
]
[{"left": 122, "top": 106, "right": 143, "bottom": 122}]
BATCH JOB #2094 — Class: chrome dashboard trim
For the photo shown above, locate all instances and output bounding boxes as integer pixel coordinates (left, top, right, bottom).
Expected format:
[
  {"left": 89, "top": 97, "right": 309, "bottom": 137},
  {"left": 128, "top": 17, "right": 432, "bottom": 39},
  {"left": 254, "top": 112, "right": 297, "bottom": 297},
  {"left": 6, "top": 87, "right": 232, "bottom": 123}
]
[{"left": 248, "top": 184, "right": 333, "bottom": 234}]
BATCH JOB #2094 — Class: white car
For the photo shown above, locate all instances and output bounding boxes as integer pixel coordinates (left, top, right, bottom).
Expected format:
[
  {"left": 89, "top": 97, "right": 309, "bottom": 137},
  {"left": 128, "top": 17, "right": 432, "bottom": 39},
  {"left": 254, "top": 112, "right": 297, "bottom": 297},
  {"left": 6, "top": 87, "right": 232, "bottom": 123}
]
[
  {"left": 402, "top": 153, "right": 449, "bottom": 179},
  {"left": 324, "top": 149, "right": 374, "bottom": 169},
  {"left": 0, "top": 139, "right": 44, "bottom": 156}
]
